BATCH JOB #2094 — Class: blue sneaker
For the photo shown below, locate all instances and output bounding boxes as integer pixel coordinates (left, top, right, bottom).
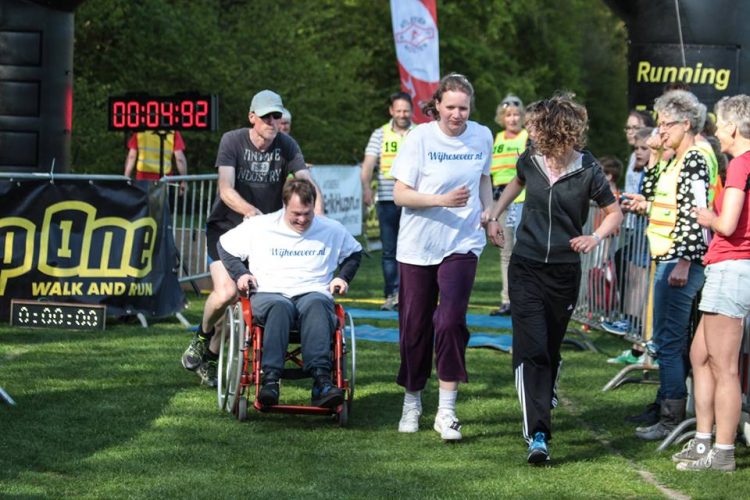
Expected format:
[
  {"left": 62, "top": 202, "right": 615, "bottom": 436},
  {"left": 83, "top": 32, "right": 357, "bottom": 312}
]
[
  {"left": 601, "top": 320, "right": 630, "bottom": 336},
  {"left": 311, "top": 369, "right": 344, "bottom": 408},
  {"left": 607, "top": 349, "right": 641, "bottom": 365},
  {"left": 527, "top": 431, "right": 550, "bottom": 464}
]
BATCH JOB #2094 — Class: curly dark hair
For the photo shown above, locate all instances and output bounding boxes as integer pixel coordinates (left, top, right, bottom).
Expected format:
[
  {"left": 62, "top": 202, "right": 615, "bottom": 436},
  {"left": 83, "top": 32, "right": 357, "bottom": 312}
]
[{"left": 525, "top": 92, "right": 588, "bottom": 158}]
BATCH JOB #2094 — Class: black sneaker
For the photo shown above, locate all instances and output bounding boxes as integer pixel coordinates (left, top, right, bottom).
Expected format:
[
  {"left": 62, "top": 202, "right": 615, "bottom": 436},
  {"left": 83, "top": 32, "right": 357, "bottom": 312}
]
[
  {"left": 197, "top": 358, "right": 218, "bottom": 388},
  {"left": 258, "top": 371, "right": 280, "bottom": 407},
  {"left": 311, "top": 370, "right": 343, "bottom": 408},
  {"left": 181, "top": 333, "right": 207, "bottom": 371},
  {"left": 626, "top": 403, "right": 659, "bottom": 425},
  {"left": 489, "top": 303, "right": 511, "bottom": 316}
]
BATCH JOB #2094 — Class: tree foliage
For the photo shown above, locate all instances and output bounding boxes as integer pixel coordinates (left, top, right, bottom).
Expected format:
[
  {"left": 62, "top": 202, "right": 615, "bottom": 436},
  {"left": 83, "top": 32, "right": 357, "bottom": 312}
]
[{"left": 72, "top": 0, "right": 628, "bottom": 174}]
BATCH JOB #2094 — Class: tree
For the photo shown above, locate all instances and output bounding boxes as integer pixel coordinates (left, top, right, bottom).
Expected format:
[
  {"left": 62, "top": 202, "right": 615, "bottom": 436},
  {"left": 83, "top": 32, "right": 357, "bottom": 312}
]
[{"left": 71, "top": 0, "right": 628, "bottom": 174}]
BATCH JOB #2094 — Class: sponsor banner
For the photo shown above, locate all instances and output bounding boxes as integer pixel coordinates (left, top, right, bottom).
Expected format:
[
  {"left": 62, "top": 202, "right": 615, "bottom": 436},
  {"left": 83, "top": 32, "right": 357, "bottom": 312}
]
[
  {"left": 310, "top": 165, "right": 362, "bottom": 236},
  {"left": 629, "top": 43, "right": 739, "bottom": 111},
  {"left": 0, "top": 180, "right": 185, "bottom": 320},
  {"left": 390, "top": 0, "right": 440, "bottom": 124}
]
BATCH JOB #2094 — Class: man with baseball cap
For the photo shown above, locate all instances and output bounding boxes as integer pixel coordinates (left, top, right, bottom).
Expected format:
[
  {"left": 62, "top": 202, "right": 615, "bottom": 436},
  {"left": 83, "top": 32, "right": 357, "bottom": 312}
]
[{"left": 181, "top": 89, "right": 324, "bottom": 387}]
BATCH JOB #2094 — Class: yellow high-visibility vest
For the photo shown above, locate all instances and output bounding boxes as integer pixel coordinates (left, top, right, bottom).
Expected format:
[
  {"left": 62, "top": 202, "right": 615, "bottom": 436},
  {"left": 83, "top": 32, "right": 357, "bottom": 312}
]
[
  {"left": 379, "top": 123, "right": 412, "bottom": 179},
  {"left": 646, "top": 147, "right": 706, "bottom": 256},
  {"left": 491, "top": 129, "right": 528, "bottom": 202},
  {"left": 136, "top": 131, "right": 176, "bottom": 176},
  {"left": 694, "top": 139, "right": 722, "bottom": 207}
]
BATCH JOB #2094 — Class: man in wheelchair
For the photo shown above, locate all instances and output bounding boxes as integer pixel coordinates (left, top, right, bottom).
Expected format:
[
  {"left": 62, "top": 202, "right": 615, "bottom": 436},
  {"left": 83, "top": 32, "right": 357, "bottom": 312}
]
[{"left": 217, "top": 178, "right": 362, "bottom": 408}]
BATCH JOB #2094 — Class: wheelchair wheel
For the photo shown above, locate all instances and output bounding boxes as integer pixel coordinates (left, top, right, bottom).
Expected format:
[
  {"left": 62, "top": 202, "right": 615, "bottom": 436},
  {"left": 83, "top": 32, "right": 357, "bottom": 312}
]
[
  {"left": 337, "top": 399, "right": 349, "bottom": 427},
  {"left": 344, "top": 310, "right": 356, "bottom": 402},
  {"left": 237, "top": 395, "right": 248, "bottom": 422},
  {"left": 218, "top": 303, "right": 244, "bottom": 412}
]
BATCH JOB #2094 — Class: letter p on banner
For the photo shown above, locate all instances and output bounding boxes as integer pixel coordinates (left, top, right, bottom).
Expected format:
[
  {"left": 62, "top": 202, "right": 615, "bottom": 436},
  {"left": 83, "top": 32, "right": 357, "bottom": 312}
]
[
  {"left": 390, "top": 0, "right": 439, "bottom": 124},
  {"left": 0, "top": 218, "right": 36, "bottom": 296}
]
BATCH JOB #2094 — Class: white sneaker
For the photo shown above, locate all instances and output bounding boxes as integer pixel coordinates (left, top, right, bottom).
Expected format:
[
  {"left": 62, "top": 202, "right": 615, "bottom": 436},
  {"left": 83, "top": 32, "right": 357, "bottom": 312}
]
[
  {"left": 433, "top": 412, "right": 462, "bottom": 441},
  {"left": 398, "top": 406, "right": 421, "bottom": 433}
]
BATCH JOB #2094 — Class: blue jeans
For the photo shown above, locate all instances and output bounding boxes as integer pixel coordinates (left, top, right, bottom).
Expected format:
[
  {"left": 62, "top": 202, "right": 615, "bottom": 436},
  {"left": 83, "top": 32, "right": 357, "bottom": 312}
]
[
  {"left": 376, "top": 201, "right": 401, "bottom": 297},
  {"left": 651, "top": 260, "right": 705, "bottom": 400},
  {"left": 251, "top": 292, "right": 336, "bottom": 373}
]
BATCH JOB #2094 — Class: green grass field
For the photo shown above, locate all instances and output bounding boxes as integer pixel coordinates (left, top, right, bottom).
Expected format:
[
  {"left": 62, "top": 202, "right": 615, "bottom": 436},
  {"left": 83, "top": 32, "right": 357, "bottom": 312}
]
[{"left": 1, "top": 248, "right": 748, "bottom": 499}]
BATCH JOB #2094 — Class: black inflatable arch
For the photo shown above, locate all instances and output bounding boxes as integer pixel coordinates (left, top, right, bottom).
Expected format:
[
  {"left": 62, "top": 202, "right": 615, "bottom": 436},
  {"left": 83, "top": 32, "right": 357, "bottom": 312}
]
[
  {"left": 605, "top": 0, "right": 749, "bottom": 112},
  {"left": 0, "top": 0, "right": 84, "bottom": 172}
]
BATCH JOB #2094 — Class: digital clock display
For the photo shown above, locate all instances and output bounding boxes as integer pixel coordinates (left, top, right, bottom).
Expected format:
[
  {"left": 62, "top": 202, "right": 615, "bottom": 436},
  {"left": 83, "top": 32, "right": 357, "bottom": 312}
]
[
  {"left": 108, "top": 93, "right": 218, "bottom": 131},
  {"left": 10, "top": 300, "right": 106, "bottom": 331}
]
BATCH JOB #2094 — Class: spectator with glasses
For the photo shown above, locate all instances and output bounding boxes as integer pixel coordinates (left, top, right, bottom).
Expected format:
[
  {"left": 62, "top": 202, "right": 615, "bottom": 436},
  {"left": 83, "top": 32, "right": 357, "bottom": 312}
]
[
  {"left": 181, "top": 89, "right": 324, "bottom": 387},
  {"left": 623, "top": 110, "right": 655, "bottom": 194},
  {"left": 621, "top": 89, "right": 711, "bottom": 441}
]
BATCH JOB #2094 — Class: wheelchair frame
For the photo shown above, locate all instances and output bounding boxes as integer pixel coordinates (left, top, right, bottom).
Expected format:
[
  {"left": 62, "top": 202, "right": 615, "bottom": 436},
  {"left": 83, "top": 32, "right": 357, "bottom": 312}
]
[{"left": 217, "top": 295, "right": 355, "bottom": 426}]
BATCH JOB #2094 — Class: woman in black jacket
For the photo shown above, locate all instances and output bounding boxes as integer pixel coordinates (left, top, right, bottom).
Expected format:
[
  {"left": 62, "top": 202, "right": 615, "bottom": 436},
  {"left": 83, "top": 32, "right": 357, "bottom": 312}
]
[{"left": 487, "top": 92, "right": 623, "bottom": 464}]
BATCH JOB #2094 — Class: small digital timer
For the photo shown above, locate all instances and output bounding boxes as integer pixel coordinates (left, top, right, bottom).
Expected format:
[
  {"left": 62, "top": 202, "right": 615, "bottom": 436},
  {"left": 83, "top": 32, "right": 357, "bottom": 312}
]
[
  {"left": 10, "top": 300, "right": 106, "bottom": 331},
  {"left": 107, "top": 93, "right": 218, "bottom": 131}
]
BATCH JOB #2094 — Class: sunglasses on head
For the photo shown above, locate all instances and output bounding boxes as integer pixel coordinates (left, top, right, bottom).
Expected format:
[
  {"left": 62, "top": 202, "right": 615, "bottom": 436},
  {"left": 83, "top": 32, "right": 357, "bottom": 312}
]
[
  {"left": 502, "top": 100, "right": 521, "bottom": 108},
  {"left": 261, "top": 112, "right": 283, "bottom": 120}
]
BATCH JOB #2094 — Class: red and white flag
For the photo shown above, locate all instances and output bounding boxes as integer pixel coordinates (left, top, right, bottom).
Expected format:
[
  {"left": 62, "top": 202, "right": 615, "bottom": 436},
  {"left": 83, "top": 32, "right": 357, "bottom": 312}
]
[{"left": 390, "top": 0, "right": 440, "bottom": 124}]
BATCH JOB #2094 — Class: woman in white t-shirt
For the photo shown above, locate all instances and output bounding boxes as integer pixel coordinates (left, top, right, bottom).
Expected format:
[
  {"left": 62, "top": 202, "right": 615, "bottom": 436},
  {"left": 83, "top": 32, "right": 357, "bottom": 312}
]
[{"left": 390, "top": 73, "right": 494, "bottom": 441}]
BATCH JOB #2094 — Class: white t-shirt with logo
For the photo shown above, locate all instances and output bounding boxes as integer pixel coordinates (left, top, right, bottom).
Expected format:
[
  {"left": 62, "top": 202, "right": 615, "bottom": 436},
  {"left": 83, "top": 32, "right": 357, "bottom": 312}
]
[
  {"left": 219, "top": 209, "right": 362, "bottom": 298},
  {"left": 390, "top": 120, "right": 492, "bottom": 265}
]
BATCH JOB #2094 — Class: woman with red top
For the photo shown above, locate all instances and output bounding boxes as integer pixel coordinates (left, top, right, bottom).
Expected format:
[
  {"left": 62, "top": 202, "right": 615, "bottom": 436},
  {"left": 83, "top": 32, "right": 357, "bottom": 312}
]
[{"left": 674, "top": 95, "right": 750, "bottom": 472}]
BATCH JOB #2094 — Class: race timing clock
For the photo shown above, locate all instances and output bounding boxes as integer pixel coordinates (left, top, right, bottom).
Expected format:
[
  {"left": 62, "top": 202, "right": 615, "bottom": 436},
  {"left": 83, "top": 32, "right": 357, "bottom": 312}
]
[
  {"left": 108, "top": 93, "right": 218, "bottom": 131},
  {"left": 10, "top": 300, "right": 106, "bottom": 331}
]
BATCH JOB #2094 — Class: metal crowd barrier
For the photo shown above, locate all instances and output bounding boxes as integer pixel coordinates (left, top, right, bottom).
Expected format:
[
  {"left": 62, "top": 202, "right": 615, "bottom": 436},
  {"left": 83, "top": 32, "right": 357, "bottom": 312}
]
[
  {"left": 160, "top": 174, "right": 218, "bottom": 292},
  {"left": 564, "top": 204, "right": 659, "bottom": 389},
  {"left": 574, "top": 208, "right": 650, "bottom": 337}
]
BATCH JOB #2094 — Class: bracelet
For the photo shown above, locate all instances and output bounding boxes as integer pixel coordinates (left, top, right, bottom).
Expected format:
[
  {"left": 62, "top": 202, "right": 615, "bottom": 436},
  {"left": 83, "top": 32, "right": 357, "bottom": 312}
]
[
  {"left": 591, "top": 232, "right": 602, "bottom": 243},
  {"left": 489, "top": 217, "right": 499, "bottom": 222}
]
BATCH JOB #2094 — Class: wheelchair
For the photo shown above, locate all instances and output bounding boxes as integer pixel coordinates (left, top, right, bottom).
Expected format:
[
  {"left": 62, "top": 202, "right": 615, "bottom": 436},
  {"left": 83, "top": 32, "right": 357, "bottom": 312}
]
[{"left": 216, "top": 293, "right": 356, "bottom": 426}]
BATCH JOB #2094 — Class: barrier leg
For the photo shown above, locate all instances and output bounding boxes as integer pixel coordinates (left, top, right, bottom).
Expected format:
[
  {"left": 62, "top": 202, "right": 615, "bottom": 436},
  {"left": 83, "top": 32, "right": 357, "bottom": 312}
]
[
  {"left": 601, "top": 361, "right": 659, "bottom": 391},
  {"left": 563, "top": 327, "right": 600, "bottom": 353},
  {"left": 175, "top": 312, "right": 191, "bottom": 329},
  {"left": 656, "top": 417, "right": 696, "bottom": 451},
  {"left": 0, "top": 387, "right": 16, "bottom": 406},
  {"left": 136, "top": 312, "right": 148, "bottom": 328}
]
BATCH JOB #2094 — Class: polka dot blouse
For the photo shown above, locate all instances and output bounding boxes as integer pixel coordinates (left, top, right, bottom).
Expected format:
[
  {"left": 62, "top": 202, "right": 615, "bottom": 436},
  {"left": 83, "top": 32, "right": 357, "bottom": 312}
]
[{"left": 641, "top": 149, "right": 709, "bottom": 263}]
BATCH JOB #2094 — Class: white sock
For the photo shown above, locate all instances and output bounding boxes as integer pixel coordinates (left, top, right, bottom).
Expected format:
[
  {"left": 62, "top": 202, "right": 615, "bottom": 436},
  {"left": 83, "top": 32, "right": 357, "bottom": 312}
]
[
  {"left": 694, "top": 432, "right": 712, "bottom": 440},
  {"left": 715, "top": 443, "right": 735, "bottom": 451},
  {"left": 404, "top": 390, "right": 422, "bottom": 410},
  {"left": 437, "top": 388, "right": 457, "bottom": 416}
]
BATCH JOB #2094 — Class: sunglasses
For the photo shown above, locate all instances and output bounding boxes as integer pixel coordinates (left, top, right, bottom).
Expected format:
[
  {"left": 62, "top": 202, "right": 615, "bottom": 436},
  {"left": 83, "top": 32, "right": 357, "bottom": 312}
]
[
  {"left": 260, "top": 112, "right": 283, "bottom": 120},
  {"left": 502, "top": 100, "right": 522, "bottom": 108}
]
